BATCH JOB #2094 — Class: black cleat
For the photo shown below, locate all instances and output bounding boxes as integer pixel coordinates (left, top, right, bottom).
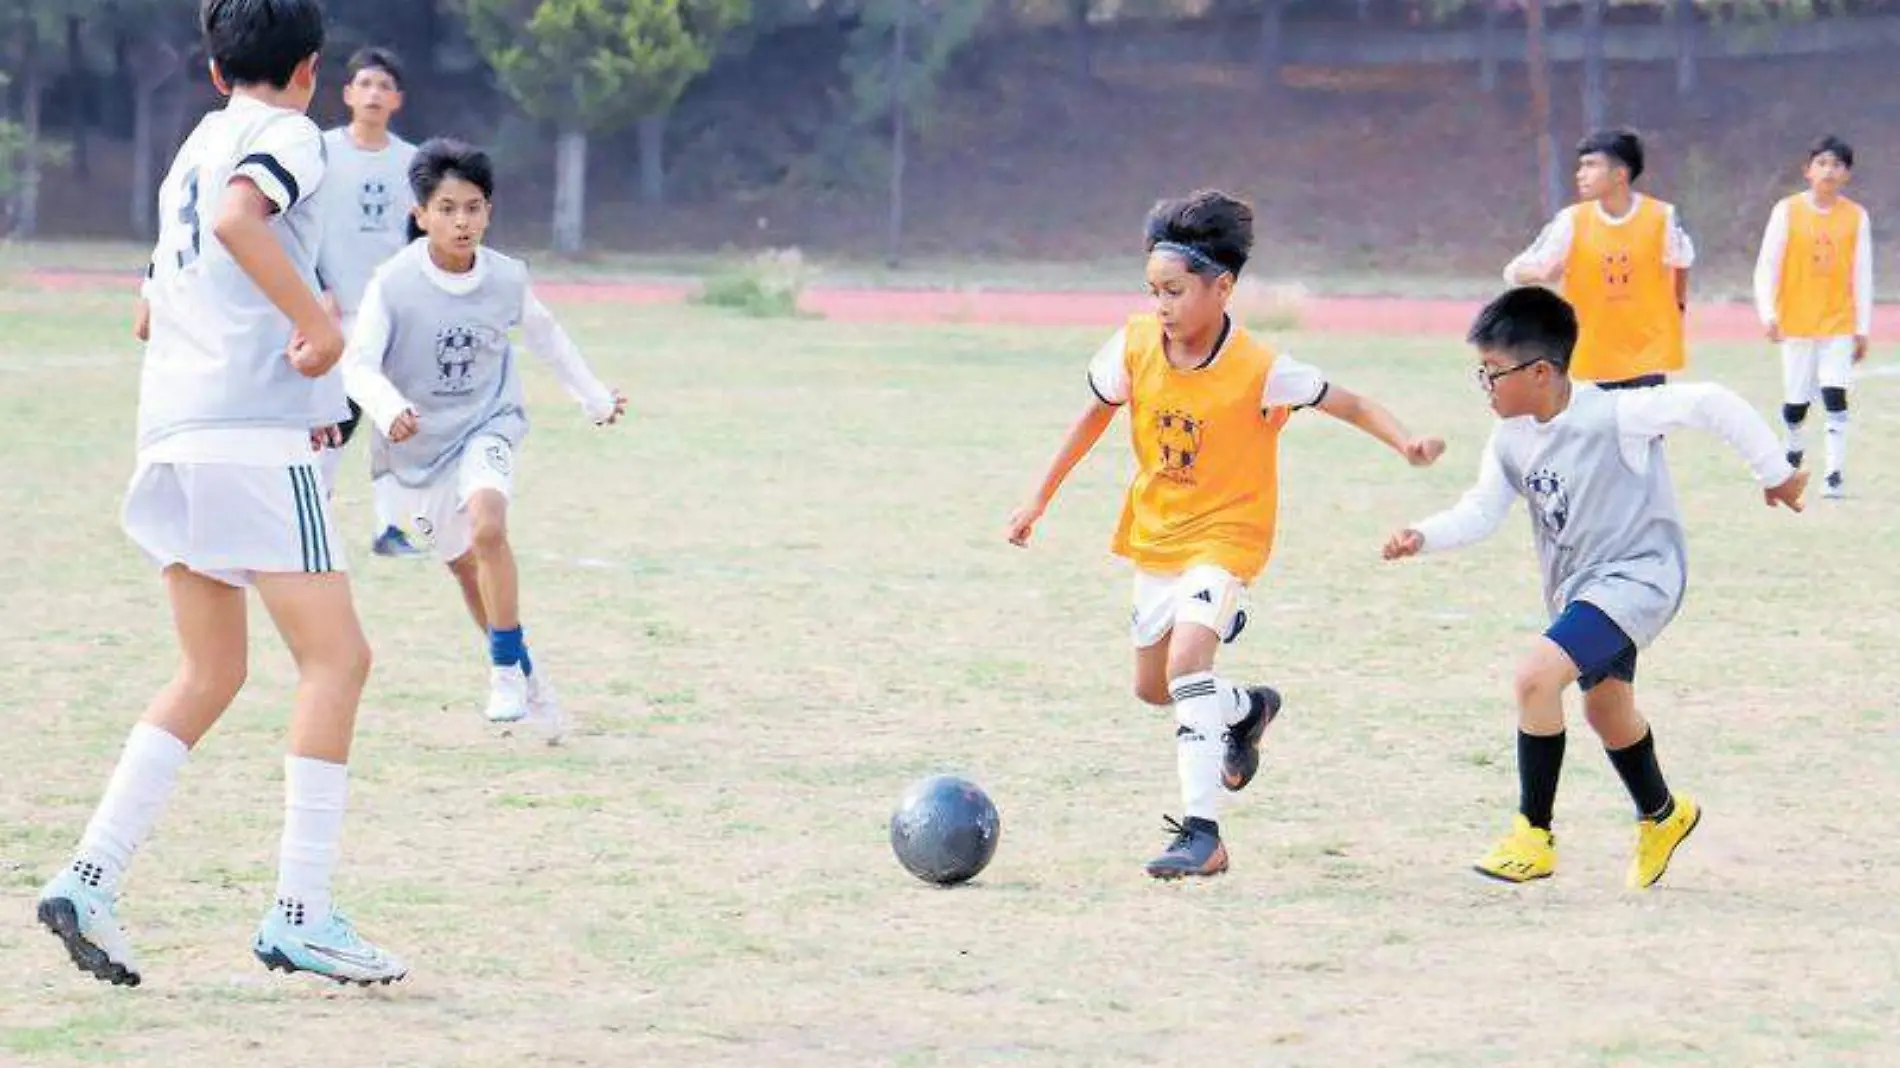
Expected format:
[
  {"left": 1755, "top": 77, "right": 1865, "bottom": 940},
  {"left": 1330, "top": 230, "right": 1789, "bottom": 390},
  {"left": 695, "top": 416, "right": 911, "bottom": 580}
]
[
  {"left": 1144, "top": 816, "right": 1229, "bottom": 880},
  {"left": 1221, "top": 686, "right": 1282, "bottom": 792},
  {"left": 1786, "top": 449, "right": 1804, "bottom": 470},
  {"left": 37, "top": 897, "right": 140, "bottom": 988}
]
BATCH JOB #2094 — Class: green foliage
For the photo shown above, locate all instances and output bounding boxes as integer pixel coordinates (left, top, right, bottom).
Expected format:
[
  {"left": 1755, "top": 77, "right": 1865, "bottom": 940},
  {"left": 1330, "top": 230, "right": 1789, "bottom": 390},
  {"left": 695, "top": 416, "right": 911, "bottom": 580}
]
[
  {"left": 693, "top": 248, "right": 818, "bottom": 318},
  {"left": 462, "top": 0, "right": 750, "bottom": 132},
  {"left": 841, "top": 0, "right": 989, "bottom": 128}
]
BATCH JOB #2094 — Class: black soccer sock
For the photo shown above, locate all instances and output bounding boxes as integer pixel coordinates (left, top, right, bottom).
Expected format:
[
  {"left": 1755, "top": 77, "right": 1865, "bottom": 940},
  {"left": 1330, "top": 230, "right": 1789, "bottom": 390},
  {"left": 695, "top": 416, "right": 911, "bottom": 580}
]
[
  {"left": 1517, "top": 730, "right": 1566, "bottom": 831},
  {"left": 1606, "top": 728, "right": 1674, "bottom": 821}
]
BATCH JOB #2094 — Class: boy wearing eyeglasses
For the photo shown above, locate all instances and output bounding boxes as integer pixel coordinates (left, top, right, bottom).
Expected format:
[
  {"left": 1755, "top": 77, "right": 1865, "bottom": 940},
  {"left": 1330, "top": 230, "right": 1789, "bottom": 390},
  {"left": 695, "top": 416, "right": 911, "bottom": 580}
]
[{"left": 1383, "top": 287, "right": 1805, "bottom": 890}]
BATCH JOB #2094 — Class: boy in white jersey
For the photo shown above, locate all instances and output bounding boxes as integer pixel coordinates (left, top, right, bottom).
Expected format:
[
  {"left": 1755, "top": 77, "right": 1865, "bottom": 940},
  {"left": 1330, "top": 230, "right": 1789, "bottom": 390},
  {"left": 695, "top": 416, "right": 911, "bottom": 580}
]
[
  {"left": 313, "top": 46, "right": 424, "bottom": 556},
  {"left": 1384, "top": 288, "right": 1806, "bottom": 890},
  {"left": 343, "top": 139, "right": 624, "bottom": 739},
  {"left": 1753, "top": 135, "right": 1873, "bottom": 498},
  {"left": 36, "top": 0, "right": 407, "bottom": 988}
]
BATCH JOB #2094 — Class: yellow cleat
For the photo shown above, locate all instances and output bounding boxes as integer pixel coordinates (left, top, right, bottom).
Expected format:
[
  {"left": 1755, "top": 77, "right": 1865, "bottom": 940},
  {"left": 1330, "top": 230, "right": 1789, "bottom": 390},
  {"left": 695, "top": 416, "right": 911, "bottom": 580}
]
[
  {"left": 1473, "top": 814, "right": 1556, "bottom": 883},
  {"left": 1628, "top": 794, "right": 1701, "bottom": 889}
]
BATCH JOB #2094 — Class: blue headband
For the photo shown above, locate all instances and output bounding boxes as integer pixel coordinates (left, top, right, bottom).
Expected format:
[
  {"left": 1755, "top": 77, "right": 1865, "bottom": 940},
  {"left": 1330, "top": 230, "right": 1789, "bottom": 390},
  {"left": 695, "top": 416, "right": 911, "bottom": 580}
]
[{"left": 1152, "top": 241, "right": 1229, "bottom": 277}]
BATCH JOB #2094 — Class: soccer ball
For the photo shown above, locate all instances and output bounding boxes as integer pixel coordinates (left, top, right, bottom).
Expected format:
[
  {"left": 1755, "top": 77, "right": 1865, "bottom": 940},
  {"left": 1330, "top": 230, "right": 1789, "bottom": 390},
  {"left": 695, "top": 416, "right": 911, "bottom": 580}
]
[{"left": 889, "top": 774, "right": 1000, "bottom": 886}]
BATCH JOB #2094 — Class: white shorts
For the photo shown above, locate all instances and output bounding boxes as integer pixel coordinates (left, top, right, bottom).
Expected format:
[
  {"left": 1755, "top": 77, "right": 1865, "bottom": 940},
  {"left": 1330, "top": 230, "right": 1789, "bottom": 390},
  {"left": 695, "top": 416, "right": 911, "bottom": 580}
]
[
  {"left": 122, "top": 461, "right": 347, "bottom": 589},
  {"left": 1130, "top": 565, "right": 1248, "bottom": 648},
  {"left": 395, "top": 435, "right": 515, "bottom": 563},
  {"left": 1781, "top": 337, "right": 1855, "bottom": 405}
]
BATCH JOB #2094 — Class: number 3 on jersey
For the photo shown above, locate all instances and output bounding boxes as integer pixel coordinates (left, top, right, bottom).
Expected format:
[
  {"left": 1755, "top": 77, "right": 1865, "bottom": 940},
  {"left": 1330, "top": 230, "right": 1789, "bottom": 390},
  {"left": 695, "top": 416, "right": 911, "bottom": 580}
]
[{"left": 175, "top": 167, "right": 202, "bottom": 269}]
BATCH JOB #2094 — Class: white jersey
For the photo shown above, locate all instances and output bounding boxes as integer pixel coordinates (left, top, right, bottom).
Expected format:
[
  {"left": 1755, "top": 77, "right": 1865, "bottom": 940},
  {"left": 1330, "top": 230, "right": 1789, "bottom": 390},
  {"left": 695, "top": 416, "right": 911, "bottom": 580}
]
[
  {"left": 138, "top": 94, "right": 329, "bottom": 464},
  {"left": 315, "top": 128, "right": 417, "bottom": 317}
]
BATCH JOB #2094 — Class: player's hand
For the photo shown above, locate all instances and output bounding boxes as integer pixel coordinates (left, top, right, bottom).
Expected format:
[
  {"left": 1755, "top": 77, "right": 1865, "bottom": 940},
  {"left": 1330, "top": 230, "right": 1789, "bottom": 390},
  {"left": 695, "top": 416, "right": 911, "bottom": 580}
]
[
  {"left": 596, "top": 390, "right": 628, "bottom": 426},
  {"left": 1764, "top": 469, "right": 1808, "bottom": 513},
  {"left": 1006, "top": 504, "right": 1043, "bottom": 548},
  {"left": 1854, "top": 335, "right": 1868, "bottom": 364},
  {"left": 287, "top": 320, "right": 346, "bottom": 378},
  {"left": 1382, "top": 528, "right": 1424, "bottom": 560},
  {"left": 309, "top": 424, "right": 342, "bottom": 451},
  {"left": 1765, "top": 321, "right": 1783, "bottom": 343},
  {"left": 1402, "top": 436, "right": 1446, "bottom": 467},
  {"left": 388, "top": 408, "right": 420, "bottom": 443}
]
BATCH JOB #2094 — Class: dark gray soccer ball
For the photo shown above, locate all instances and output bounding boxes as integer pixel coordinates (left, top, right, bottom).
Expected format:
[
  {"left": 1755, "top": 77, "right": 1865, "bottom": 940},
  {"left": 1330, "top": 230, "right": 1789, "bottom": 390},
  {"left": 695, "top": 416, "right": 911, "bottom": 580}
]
[{"left": 889, "top": 775, "right": 1000, "bottom": 886}]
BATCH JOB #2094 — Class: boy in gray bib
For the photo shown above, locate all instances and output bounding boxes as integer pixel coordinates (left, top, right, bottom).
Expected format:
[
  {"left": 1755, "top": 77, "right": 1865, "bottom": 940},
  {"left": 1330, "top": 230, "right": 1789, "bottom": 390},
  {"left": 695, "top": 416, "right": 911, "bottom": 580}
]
[
  {"left": 342, "top": 139, "right": 624, "bottom": 741},
  {"left": 1385, "top": 287, "right": 1807, "bottom": 889}
]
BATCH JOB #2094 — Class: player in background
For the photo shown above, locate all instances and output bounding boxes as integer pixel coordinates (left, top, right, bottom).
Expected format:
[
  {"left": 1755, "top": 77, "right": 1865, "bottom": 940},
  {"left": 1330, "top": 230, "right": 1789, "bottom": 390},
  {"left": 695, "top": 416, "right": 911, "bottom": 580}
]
[
  {"left": 1505, "top": 129, "right": 1694, "bottom": 390},
  {"left": 1753, "top": 135, "right": 1872, "bottom": 499},
  {"left": 342, "top": 138, "right": 625, "bottom": 741},
  {"left": 314, "top": 45, "right": 425, "bottom": 556}
]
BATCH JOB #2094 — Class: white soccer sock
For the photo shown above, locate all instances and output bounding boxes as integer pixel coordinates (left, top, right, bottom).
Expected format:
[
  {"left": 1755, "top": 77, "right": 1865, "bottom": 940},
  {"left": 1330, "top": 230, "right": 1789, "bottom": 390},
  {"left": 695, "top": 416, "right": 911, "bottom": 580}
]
[
  {"left": 1825, "top": 411, "right": 1849, "bottom": 476},
  {"left": 74, "top": 723, "right": 190, "bottom": 894},
  {"left": 370, "top": 475, "right": 403, "bottom": 534},
  {"left": 1785, "top": 423, "right": 1807, "bottom": 456},
  {"left": 276, "top": 756, "right": 349, "bottom": 927},
  {"left": 1170, "top": 672, "right": 1230, "bottom": 822}
]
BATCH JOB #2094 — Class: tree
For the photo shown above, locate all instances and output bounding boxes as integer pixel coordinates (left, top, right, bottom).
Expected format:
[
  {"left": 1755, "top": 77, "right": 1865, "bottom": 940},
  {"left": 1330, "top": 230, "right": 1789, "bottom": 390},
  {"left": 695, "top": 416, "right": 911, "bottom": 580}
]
[
  {"left": 465, "top": 0, "right": 748, "bottom": 251},
  {"left": 113, "top": 0, "right": 197, "bottom": 239},
  {"left": 1580, "top": 0, "right": 1604, "bottom": 130},
  {"left": 1671, "top": 0, "right": 1695, "bottom": 95},
  {"left": 839, "top": 0, "right": 985, "bottom": 266},
  {"left": 1524, "top": 0, "right": 1561, "bottom": 218}
]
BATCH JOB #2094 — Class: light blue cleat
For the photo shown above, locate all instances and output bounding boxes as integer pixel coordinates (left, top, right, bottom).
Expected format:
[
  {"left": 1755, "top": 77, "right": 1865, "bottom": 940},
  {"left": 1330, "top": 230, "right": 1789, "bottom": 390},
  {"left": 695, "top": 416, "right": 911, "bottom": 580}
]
[
  {"left": 37, "top": 865, "right": 141, "bottom": 987},
  {"left": 253, "top": 906, "right": 408, "bottom": 986}
]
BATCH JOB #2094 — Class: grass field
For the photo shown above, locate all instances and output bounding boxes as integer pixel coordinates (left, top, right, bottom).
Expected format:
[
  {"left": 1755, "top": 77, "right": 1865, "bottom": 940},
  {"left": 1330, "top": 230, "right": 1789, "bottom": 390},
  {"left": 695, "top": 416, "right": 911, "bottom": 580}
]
[{"left": 2, "top": 282, "right": 1898, "bottom": 1066}]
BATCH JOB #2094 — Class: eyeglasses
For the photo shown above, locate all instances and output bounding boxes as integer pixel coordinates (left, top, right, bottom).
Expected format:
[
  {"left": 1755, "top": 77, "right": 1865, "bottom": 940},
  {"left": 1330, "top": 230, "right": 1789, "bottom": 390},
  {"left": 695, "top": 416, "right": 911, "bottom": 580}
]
[{"left": 1475, "top": 359, "right": 1546, "bottom": 394}]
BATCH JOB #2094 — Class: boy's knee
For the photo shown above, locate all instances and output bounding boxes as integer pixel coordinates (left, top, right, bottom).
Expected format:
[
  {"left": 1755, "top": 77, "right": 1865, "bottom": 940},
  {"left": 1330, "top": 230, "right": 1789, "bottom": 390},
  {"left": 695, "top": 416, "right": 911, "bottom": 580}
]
[
  {"left": 469, "top": 513, "right": 508, "bottom": 555},
  {"left": 1512, "top": 657, "right": 1566, "bottom": 709},
  {"left": 315, "top": 632, "right": 373, "bottom": 690},
  {"left": 1822, "top": 387, "right": 1849, "bottom": 414},
  {"left": 1782, "top": 402, "right": 1810, "bottom": 425},
  {"left": 181, "top": 660, "right": 247, "bottom": 707}
]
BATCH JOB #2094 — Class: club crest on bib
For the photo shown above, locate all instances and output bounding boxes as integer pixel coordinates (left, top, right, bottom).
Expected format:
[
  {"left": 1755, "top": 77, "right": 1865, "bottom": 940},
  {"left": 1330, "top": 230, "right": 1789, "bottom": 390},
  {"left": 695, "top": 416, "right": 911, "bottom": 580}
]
[
  {"left": 1526, "top": 467, "right": 1571, "bottom": 536},
  {"left": 432, "top": 325, "right": 506, "bottom": 395},
  {"left": 358, "top": 178, "right": 395, "bottom": 232},
  {"left": 1599, "top": 249, "right": 1633, "bottom": 299},
  {"left": 1155, "top": 409, "right": 1203, "bottom": 484},
  {"left": 1810, "top": 231, "right": 1838, "bottom": 276}
]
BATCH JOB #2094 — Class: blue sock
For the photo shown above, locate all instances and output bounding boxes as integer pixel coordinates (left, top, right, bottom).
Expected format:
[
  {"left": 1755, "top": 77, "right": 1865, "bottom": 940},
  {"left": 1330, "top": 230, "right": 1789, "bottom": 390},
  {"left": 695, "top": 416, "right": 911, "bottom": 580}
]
[{"left": 490, "top": 626, "right": 533, "bottom": 677}]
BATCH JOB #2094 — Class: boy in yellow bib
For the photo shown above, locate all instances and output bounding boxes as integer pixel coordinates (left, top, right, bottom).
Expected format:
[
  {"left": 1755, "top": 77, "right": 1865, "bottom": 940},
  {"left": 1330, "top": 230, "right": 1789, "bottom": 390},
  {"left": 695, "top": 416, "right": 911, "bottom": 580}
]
[
  {"left": 1505, "top": 129, "right": 1694, "bottom": 389},
  {"left": 1753, "top": 135, "right": 1872, "bottom": 498},
  {"left": 1007, "top": 191, "right": 1444, "bottom": 879}
]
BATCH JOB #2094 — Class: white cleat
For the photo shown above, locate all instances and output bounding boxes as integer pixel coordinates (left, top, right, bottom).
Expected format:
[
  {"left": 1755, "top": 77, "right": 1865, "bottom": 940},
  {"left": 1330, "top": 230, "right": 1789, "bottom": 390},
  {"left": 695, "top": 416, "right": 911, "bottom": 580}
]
[{"left": 484, "top": 664, "right": 531, "bottom": 724}]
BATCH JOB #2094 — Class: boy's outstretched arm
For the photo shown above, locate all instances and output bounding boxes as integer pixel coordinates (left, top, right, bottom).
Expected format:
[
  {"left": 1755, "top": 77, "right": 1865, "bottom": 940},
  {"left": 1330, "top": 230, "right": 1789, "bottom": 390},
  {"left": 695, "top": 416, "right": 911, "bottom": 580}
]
[
  {"left": 1614, "top": 383, "right": 1807, "bottom": 511},
  {"left": 1314, "top": 385, "right": 1445, "bottom": 466},
  {"left": 1006, "top": 397, "right": 1116, "bottom": 547},
  {"left": 521, "top": 288, "right": 625, "bottom": 425},
  {"left": 1384, "top": 435, "right": 1517, "bottom": 560}
]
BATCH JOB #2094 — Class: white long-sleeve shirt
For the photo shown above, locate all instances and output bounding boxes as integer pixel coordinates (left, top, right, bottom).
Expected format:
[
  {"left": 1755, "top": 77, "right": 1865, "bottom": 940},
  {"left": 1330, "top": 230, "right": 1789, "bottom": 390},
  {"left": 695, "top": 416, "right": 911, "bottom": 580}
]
[
  {"left": 1414, "top": 383, "right": 1792, "bottom": 553},
  {"left": 341, "top": 246, "right": 616, "bottom": 435},
  {"left": 1751, "top": 193, "right": 1874, "bottom": 335},
  {"left": 1504, "top": 196, "right": 1696, "bottom": 286},
  {"left": 1408, "top": 383, "right": 1792, "bottom": 644}
]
